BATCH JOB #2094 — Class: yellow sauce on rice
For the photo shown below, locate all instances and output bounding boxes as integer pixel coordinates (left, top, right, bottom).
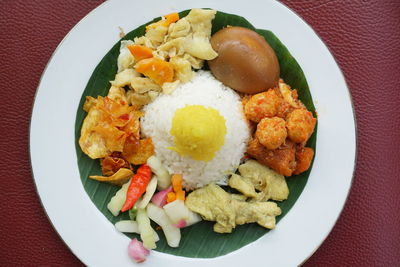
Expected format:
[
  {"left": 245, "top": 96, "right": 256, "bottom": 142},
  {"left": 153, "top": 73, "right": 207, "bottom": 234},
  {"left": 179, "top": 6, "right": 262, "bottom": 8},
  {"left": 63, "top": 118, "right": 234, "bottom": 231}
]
[{"left": 170, "top": 105, "right": 227, "bottom": 161}]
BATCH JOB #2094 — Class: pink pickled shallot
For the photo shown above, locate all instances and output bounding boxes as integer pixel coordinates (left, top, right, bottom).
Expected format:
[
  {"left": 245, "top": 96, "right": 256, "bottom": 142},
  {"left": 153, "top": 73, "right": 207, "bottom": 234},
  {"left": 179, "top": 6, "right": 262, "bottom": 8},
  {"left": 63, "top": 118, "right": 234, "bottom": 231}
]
[
  {"left": 128, "top": 238, "right": 150, "bottom": 263},
  {"left": 173, "top": 219, "right": 187, "bottom": 228},
  {"left": 151, "top": 186, "right": 173, "bottom": 207}
]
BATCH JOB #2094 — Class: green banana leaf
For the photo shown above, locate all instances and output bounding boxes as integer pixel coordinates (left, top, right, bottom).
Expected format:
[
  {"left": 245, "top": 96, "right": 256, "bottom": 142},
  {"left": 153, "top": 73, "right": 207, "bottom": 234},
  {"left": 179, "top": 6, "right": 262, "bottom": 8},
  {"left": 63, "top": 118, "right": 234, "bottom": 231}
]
[{"left": 74, "top": 10, "right": 317, "bottom": 258}]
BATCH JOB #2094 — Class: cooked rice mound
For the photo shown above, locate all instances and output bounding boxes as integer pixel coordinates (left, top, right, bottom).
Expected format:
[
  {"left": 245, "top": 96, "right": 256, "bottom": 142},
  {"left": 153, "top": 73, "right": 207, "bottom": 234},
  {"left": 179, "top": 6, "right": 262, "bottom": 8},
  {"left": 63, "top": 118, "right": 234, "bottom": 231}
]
[{"left": 141, "top": 71, "right": 250, "bottom": 189}]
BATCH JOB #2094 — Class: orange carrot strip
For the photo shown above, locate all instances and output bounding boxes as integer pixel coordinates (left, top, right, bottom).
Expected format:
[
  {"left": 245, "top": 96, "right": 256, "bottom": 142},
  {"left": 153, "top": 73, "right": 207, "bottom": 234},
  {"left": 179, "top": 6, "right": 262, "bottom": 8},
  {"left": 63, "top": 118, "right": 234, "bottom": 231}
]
[
  {"left": 135, "top": 58, "right": 174, "bottom": 85},
  {"left": 165, "top": 13, "right": 179, "bottom": 24},
  {"left": 166, "top": 191, "right": 176, "bottom": 203},
  {"left": 175, "top": 190, "right": 185, "bottom": 201},
  {"left": 146, "top": 12, "right": 179, "bottom": 31},
  {"left": 127, "top": 45, "right": 154, "bottom": 61},
  {"left": 171, "top": 174, "right": 182, "bottom": 193},
  {"left": 171, "top": 174, "right": 185, "bottom": 201}
]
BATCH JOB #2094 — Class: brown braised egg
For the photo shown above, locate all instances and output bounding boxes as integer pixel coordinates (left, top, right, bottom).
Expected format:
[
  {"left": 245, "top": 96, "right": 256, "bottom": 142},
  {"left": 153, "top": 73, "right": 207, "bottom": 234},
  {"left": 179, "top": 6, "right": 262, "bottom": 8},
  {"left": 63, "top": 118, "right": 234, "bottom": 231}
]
[{"left": 208, "top": 26, "right": 280, "bottom": 94}]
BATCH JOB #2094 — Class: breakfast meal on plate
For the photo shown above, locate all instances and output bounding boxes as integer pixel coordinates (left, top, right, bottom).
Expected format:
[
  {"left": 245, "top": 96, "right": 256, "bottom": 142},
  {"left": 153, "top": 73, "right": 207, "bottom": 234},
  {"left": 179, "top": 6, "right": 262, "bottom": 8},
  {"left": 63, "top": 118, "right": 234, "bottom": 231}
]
[{"left": 77, "top": 8, "right": 317, "bottom": 262}]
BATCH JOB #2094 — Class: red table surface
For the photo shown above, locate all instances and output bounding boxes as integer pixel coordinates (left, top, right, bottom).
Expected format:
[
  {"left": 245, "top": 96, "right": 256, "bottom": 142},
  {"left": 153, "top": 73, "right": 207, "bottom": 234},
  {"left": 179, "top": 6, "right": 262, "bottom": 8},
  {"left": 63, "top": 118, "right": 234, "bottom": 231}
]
[{"left": 1, "top": 0, "right": 399, "bottom": 266}]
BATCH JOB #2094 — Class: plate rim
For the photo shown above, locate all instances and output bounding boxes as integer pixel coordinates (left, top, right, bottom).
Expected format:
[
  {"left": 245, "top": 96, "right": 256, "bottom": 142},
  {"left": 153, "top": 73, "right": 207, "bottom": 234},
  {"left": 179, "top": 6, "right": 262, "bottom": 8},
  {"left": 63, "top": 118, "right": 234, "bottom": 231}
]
[{"left": 275, "top": 1, "right": 358, "bottom": 265}]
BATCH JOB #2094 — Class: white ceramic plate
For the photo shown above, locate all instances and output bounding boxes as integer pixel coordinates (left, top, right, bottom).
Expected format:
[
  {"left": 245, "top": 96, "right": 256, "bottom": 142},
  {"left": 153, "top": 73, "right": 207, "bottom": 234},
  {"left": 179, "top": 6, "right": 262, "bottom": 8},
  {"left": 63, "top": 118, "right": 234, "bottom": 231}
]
[{"left": 30, "top": 0, "right": 356, "bottom": 266}]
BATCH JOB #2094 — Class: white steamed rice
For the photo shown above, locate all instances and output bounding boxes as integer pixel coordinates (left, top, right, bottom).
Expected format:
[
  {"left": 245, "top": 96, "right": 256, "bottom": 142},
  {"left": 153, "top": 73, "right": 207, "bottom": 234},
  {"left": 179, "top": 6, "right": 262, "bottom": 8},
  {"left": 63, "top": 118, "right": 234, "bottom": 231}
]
[{"left": 141, "top": 71, "right": 250, "bottom": 189}]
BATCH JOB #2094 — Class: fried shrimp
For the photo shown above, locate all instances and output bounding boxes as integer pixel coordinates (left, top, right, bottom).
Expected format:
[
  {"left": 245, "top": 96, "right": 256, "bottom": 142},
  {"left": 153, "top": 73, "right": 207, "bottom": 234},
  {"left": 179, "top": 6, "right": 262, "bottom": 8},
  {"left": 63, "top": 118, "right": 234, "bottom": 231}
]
[
  {"left": 247, "top": 138, "right": 296, "bottom": 176},
  {"left": 244, "top": 89, "right": 282, "bottom": 122},
  {"left": 255, "top": 117, "right": 287, "bottom": 150},
  {"left": 294, "top": 146, "right": 314, "bottom": 175},
  {"left": 286, "top": 109, "right": 316, "bottom": 143}
]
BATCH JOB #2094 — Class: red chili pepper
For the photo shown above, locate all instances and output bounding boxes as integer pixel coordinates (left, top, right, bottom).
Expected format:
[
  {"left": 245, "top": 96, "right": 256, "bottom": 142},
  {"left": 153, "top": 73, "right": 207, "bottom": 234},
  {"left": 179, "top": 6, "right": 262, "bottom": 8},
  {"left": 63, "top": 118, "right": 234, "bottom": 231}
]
[
  {"left": 118, "top": 113, "right": 130, "bottom": 120},
  {"left": 121, "top": 164, "right": 152, "bottom": 212}
]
